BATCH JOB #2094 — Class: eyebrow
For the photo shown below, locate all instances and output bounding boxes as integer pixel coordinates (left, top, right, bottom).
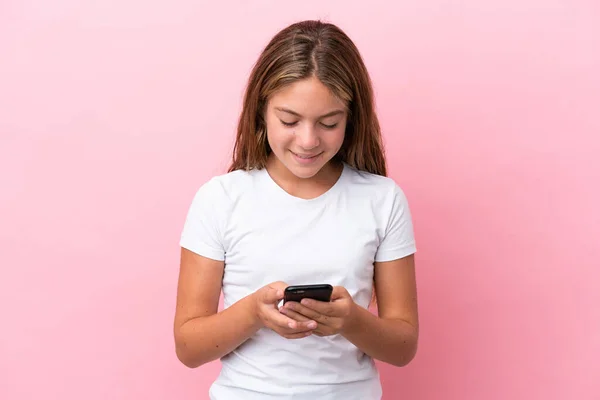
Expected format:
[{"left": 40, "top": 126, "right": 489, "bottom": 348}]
[{"left": 274, "top": 107, "right": 345, "bottom": 119}]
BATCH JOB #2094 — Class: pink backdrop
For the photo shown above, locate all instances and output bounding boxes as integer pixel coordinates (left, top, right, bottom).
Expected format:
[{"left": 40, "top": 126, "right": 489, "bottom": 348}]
[{"left": 1, "top": 1, "right": 598, "bottom": 399}]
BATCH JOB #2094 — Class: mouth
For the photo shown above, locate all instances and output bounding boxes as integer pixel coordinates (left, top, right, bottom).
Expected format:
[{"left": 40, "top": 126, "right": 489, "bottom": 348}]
[
  {"left": 290, "top": 150, "right": 323, "bottom": 164},
  {"left": 291, "top": 151, "right": 321, "bottom": 159}
]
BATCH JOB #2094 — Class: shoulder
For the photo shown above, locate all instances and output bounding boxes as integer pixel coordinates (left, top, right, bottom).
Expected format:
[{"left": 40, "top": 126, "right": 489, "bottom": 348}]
[
  {"left": 342, "top": 164, "right": 408, "bottom": 205},
  {"left": 191, "top": 168, "right": 259, "bottom": 204}
]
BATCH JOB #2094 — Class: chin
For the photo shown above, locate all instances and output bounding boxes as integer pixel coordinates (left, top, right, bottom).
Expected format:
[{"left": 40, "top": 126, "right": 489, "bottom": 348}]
[
  {"left": 281, "top": 163, "right": 320, "bottom": 179},
  {"left": 290, "top": 168, "right": 322, "bottom": 179}
]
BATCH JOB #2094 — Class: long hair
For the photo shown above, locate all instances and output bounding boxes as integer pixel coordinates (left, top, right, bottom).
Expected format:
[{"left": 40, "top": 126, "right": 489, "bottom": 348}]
[{"left": 228, "top": 20, "right": 387, "bottom": 177}]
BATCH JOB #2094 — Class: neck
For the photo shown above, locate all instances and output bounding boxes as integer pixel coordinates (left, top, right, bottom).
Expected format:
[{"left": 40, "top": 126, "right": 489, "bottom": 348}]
[{"left": 266, "top": 154, "right": 343, "bottom": 199}]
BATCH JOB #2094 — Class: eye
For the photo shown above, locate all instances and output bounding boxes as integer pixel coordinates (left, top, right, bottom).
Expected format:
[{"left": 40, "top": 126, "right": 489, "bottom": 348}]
[
  {"left": 280, "top": 120, "right": 298, "bottom": 127},
  {"left": 321, "top": 123, "right": 338, "bottom": 129}
]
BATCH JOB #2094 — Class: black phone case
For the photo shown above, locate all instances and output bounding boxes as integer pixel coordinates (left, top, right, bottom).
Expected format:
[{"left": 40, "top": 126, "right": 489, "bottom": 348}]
[{"left": 283, "top": 284, "right": 333, "bottom": 304}]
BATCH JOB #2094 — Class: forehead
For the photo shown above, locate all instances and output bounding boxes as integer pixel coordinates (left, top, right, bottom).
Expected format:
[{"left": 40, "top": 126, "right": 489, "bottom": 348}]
[{"left": 268, "top": 76, "right": 346, "bottom": 117}]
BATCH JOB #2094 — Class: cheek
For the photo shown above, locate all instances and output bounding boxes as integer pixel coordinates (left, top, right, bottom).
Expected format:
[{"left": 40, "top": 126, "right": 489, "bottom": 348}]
[
  {"left": 266, "top": 121, "right": 291, "bottom": 150},
  {"left": 325, "top": 127, "right": 346, "bottom": 150}
]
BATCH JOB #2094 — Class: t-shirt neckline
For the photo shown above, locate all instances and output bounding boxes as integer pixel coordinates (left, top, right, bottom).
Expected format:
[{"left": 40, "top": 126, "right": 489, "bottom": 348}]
[{"left": 261, "top": 162, "right": 348, "bottom": 204}]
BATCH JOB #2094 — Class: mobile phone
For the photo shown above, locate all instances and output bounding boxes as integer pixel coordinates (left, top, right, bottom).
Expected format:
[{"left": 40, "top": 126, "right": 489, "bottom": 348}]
[{"left": 283, "top": 284, "right": 333, "bottom": 304}]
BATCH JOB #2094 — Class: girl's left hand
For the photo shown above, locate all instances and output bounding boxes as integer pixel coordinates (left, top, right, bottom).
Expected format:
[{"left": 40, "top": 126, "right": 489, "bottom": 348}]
[{"left": 279, "top": 286, "right": 357, "bottom": 337}]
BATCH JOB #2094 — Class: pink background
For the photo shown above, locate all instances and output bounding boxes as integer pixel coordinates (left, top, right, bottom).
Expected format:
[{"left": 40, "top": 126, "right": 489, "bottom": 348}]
[{"left": 1, "top": 1, "right": 599, "bottom": 399}]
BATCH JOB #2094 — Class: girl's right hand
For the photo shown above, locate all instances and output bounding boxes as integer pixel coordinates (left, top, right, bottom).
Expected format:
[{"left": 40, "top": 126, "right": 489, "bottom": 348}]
[{"left": 252, "top": 282, "right": 317, "bottom": 339}]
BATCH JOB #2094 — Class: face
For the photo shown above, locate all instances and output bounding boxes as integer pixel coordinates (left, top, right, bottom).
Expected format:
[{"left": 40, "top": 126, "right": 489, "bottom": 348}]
[{"left": 264, "top": 75, "right": 348, "bottom": 180}]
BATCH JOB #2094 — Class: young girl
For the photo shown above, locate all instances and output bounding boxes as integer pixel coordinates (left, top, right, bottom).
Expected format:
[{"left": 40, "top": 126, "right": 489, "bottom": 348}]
[{"left": 174, "top": 20, "right": 419, "bottom": 400}]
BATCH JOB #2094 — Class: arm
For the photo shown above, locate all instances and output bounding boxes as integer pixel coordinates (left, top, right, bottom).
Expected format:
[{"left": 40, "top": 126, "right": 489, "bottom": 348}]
[
  {"left": 342, "top": 254, "right": 419, "bottom": 367},
  {"left": 173, "top": 248, "right": 261, "bottom": 368},
  {"left": 281, "top": 254, "right": 419, "bottom": 367},
  {"left": 173, "top": 248, "right": 318, "bottom": 368}
]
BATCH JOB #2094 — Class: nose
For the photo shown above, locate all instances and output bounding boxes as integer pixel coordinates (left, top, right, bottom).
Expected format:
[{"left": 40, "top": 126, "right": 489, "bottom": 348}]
[{"left": 295, "top": 124, "right": 320, "bottom": 150}]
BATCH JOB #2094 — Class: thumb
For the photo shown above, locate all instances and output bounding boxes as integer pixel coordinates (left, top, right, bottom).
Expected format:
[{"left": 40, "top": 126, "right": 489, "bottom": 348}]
[
  {"left": 262, "top": 285, "right": 285, "bottom": 304},
  {"left": 331, "top": 286, "right": 347, "bottom": 301}
]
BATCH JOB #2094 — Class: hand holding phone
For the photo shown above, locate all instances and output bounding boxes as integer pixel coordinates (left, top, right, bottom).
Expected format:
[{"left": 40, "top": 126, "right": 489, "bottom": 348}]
[
  {"left": 252, "top": 281, "right": 318, "bottom": 339},
  {"left": 280, "top": 285, "right": 357, "bottom": 337}
]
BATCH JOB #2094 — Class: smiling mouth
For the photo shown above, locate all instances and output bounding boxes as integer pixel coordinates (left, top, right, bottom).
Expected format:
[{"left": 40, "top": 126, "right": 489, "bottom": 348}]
[{"left": 291, "top": 151, "right": 321, "bottom": 159}]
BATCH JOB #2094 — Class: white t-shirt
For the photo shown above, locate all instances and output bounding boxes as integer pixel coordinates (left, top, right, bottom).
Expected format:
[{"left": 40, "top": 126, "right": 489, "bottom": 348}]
[{"left": 180, "top": 162, "right": 417, "bottom": 400}]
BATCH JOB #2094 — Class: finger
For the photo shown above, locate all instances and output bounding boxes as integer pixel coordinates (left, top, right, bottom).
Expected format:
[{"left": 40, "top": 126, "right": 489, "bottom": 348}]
[
  {"left": 282, "top": 330, "right": 313, "bottom": 339},
  {"left": 267, "top": 307, "right": 316, "bottom": 331},
  {"left": 331, "top": 286, "right": 348, "bottom": 300},
  {"left": 298, "top": 298, "right": 336, "bottom": 317},
  {"left": 280, "top": 306, "right": 312, "bottom": 322},
  {"left": 262, "top": 286, "right": 284, "bottom": 304},
  {"left": 285, "top": 302, "right": 329, "bottom": 323},
  {"left": 269, "top": 281, "right": 289, "bottom": 291}
]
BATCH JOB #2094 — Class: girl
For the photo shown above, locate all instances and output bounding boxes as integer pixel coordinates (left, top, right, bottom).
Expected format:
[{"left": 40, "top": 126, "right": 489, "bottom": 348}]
[{"left": 174, "top": 20, "right": 419, "bottom": 400}]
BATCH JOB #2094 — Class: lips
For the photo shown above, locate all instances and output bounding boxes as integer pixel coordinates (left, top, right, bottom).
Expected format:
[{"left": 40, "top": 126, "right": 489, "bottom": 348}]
[{"left": 291, "top": 151, "right": 321, "bottom": 159}]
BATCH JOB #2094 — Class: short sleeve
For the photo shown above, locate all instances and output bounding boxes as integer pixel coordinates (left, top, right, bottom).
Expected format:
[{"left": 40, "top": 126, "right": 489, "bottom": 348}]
[
  {"left": 179, "top": 178, "right": 227, "bottom": 261},
  {"left": 374, "top": 184, "right": 417, "bottom": 262}
]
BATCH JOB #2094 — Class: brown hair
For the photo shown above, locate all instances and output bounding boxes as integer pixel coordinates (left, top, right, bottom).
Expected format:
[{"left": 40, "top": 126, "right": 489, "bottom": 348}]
[{"left": 228, "top": 20, "right": 387, "bottom": 177}]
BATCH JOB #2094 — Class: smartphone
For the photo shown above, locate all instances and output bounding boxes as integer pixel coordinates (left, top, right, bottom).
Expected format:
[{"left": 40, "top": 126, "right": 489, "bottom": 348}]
[{"left": 283, "top": 284, "right": 333, "bottom": 304}]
